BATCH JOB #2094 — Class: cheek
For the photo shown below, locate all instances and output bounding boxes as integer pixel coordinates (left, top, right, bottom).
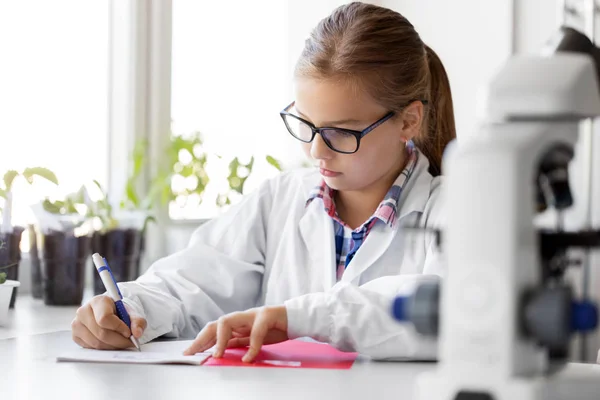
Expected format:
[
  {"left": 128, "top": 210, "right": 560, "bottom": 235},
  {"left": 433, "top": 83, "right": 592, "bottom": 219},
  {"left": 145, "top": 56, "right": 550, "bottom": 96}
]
[
  {"left": 301, "top": 143, "right": 312, "bottom": 159},
  {"left": 343, "top": 137, "right": 403, "bottom": 180}
]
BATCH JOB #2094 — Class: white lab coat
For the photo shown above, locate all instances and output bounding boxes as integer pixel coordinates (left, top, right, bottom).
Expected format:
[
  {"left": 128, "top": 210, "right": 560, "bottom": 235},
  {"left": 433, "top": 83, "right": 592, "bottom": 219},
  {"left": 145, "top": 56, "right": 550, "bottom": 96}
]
[{"left": 119, "top": 152, "right": 445, "bottom": 360}]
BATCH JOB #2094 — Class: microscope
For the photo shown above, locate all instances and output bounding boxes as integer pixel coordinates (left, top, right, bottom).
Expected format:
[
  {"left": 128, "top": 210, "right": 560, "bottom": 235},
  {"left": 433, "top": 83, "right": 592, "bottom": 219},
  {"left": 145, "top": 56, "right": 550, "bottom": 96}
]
[{"left": 394, "top": 27, "right": 600, "bottom": 400}]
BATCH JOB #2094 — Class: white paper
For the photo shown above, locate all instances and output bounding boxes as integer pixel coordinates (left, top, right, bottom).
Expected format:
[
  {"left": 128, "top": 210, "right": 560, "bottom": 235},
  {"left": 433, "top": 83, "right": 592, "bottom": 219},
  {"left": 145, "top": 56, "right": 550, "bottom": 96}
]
[{"left": 56, "top": 340, "right": 213, "bottom": 366}]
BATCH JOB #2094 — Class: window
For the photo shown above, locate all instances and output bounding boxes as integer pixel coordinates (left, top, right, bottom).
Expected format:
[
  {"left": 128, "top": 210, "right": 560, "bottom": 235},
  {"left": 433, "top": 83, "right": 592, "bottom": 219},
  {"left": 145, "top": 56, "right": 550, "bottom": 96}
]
[
  {"left": 0, "top": 0, "right": 109, "bottom": 229},
  {"left": 169, "top": 0, "right": 330, "bottom": 219}
]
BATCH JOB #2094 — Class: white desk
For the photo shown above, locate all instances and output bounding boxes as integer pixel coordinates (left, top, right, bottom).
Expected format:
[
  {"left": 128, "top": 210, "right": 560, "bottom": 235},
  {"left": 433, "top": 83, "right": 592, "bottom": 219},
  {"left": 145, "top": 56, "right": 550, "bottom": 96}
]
[
  {"left": 2, "top": 295, "right": 600, "bottom": 400},
  {"left": 0, "top": 294, "right": 434, "bottom": 400},
  {"left": 0, "top": 332, "right": 434, "bottom": 400},
  {"left": 0, "top": 293, "right": 93, "bottom": 340}
]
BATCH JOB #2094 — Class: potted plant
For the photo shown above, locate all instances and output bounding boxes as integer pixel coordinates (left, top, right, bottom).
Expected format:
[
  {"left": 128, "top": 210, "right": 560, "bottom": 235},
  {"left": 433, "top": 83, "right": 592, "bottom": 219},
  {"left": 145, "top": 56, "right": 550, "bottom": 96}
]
[
  {"left": 89, "top": 131, "right": 283, "bottom": 296},
  {"left": 33, "top": 188, "right": 92, "bottom": 306},
  {"left": 0, "top": 260, "right": 20, "bottom": 326},
  {"left": 155, "top": 132, "right": 210, "bottom": 213},
  {"left": 88, "top": 179, "right": 151, "bottom": 295},
  {"left": 0, "top": 168, "right": 58, "bottom": 307},
  {"left": 216, "top": 155, "right": 284, "bottom": 207}
]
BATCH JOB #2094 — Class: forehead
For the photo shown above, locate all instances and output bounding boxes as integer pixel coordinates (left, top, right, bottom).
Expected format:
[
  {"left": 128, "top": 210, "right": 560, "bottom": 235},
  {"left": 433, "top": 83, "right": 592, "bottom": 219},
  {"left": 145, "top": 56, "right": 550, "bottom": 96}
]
[{"left": 293, "top": 76, "right": 386, "bottom": 125}]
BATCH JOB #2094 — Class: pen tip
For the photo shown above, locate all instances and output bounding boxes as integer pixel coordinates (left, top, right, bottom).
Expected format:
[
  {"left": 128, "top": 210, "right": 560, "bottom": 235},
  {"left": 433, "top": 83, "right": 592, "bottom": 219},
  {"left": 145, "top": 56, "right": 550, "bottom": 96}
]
[{"left": 130, "top": 335, "right": 141, "bottom": 352}]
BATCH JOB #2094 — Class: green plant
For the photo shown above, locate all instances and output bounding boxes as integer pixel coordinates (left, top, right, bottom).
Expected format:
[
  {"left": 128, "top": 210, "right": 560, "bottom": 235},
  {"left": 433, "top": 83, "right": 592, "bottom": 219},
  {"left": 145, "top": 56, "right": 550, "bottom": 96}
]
[
  {"left": 266, "top": 155, "right": 283, "bottom": 171},
  {"left": 41, "top": 185, "right": 93, "bottom": 233},
  {"left": 60, "top": 132, "right": 285, "bottom": 225},
  {"left": 214, "top": 154, "right": 285, "bottom": 207},
  {"left": 89, "top": 180, "right": 119, "bottom": 231},
  {"left": 0, "top": 168, "right": 58, "bottom": 216},
  {"left": 148, "top": 132, "right": 286, "bottom": 211},
  {"left": 0, "top": 263, "right": 15, "bottom": 284},
  {"left": 0, "top": 240, "right": 15, "bottom": 284},
  {"left": 41, "top": 185, "right": 88, "bottom": 216},
  {"left": 216, "top": 156, "right": 255, "bottom": 207},
  {"left": 117, "top": 134, "right": 210, "bottom": 213},
  {"left": 154, "top": 132, "right": 210, "bottom": 210},
  {"left": 120, "top": 140, "right": 163, "bottom": 212},
  {"left": 92, "top": 179, "right": 156, "bottom": 233}
]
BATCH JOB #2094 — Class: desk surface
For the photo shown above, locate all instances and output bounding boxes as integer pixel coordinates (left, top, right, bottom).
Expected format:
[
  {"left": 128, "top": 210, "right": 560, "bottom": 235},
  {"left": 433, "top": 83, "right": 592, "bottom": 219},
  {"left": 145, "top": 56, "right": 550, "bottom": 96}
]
[
  {"left": 0, "top": 330, "right": 434, "bottom": 400},
  {"left": 0, "top": 295, "right": 434, "bottom": 400},
  {"left": 3, "top": 295, "right": 600, "bottom": 400},
  {"left": 0, "top": 295, "right": 84, "bottom": 340}
]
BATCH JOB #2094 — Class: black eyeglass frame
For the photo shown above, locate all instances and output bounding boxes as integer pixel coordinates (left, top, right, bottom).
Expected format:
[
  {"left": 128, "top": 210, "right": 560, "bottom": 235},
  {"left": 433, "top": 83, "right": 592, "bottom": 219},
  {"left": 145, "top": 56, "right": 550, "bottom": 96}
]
[{"left": 279, "top": 100, "right": 427, "bottom": 154}]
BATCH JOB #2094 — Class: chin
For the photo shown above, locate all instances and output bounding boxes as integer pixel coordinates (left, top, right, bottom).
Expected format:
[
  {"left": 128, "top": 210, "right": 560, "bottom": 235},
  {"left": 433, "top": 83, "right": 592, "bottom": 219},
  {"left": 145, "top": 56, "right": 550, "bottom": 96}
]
[{"left": 323, "top": 176, "right": 349, "bottom": 191}]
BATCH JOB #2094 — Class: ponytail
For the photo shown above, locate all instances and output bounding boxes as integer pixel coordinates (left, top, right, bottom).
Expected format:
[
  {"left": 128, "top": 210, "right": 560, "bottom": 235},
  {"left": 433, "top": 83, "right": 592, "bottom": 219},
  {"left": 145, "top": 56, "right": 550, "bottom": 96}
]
[{"left": 414, "top": 45, "right": 456, "bottom": 176}]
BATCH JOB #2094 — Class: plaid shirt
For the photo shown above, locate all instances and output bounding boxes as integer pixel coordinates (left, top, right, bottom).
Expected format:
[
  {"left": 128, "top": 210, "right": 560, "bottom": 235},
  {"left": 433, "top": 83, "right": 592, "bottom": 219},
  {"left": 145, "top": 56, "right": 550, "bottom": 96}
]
[{"left": 306, "top": 143, "right": 419, "bottom": 281}]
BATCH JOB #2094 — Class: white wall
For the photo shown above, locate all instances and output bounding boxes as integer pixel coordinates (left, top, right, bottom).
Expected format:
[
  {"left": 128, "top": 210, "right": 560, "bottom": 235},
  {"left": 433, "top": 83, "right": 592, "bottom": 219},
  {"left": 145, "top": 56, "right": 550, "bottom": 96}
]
[
  {"left": 377, "top": 0, "right": 513, "bottom": 139},
  {"left": 513, "top": 0, "right": 561, "bottom": 53}
]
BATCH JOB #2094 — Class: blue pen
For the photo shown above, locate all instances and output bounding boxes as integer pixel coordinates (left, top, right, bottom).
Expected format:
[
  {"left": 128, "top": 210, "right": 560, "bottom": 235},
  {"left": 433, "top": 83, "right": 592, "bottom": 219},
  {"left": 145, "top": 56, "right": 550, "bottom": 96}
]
[{"left": 92, "top": 253, "right": 141, "bottom": 351}]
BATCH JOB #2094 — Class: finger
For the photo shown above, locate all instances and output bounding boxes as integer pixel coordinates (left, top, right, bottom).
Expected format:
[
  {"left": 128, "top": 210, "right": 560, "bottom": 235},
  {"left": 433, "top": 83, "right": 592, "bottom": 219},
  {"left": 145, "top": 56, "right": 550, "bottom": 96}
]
[
  {"left": 124, "top": 303, "right": 147, "bottom": 338},
  {"left": 71, "top": 318, "right": 91, "bottom": 349},
  {"left": 72, "top": 335, "right": 89, "bottom": 349},
  {"left": 243, "top": 311, "right": 271, "bottom": 362},
  {"left": 214, "top": 317, "right": 234, "bottom": 358},
  {"left": 72, "top": 319, "right": 118, "bottom": 350},
  {"left": 232, "top": 330, "right": 250, "bottom": 338},
  {"left": 130, "top": 317, "right": 147, "bottom": 339},
  {"left": 91, "top": 297, "right": 131, "bottom": 338},
  {"left": 259, "top": 329, "right": 289, "bottom": 346},
  {"left": 183, "top": 322, "right": 217, "bottom": 356},
  {"left": 77, "top": 305, "right": 134, "bottom": 349},
  {"left": 226, "top": 336, "right": 250, "bottom": 348}
]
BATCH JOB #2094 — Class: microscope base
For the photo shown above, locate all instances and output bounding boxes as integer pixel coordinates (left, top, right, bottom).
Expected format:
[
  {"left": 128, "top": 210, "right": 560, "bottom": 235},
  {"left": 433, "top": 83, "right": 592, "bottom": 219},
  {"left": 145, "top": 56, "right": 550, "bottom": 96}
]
[{"left": 415, "top": 363, "right": 600, "bottom": 400}]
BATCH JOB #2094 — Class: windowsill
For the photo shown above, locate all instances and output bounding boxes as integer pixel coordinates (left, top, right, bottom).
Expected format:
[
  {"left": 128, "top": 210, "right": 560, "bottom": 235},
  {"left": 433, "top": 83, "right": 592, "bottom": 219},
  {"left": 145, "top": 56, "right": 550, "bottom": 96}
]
[{"left": 167, "top": 218, "right": 211, "bottom": 226}]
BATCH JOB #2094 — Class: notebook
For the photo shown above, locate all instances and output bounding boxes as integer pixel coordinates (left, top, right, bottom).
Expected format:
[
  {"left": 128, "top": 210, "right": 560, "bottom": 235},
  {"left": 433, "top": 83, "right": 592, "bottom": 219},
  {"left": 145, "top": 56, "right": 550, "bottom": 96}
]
[
  {"left": 56, "top": 340, "right": 209, "bottom": 365},
  {"left": 57, "top": 339, "right": 358, "bottom": 369}
]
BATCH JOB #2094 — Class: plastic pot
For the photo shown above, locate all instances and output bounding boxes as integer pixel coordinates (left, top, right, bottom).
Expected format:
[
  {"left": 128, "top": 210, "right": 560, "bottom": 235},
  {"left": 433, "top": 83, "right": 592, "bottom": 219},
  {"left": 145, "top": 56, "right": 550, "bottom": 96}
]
[
  {"left": 0, "top": 227, "right": 24, "bottom": 308},
  {"left": 28, "top": 225, "right": 43, "bottom": 299},
  {"left": 0, "top": 280, "right": 19, "bottom": 326},
  {"left": 92, "top": 228, "right": 142, "bottom": 295},
  {"left": 37, "top": 229, "right": 92, "bottom": 306}
]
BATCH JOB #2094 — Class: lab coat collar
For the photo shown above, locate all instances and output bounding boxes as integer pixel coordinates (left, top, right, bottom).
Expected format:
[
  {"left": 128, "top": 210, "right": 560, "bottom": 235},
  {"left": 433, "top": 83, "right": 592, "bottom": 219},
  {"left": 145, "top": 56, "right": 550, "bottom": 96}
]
[
  {"left": 298, "top": 154, "right": 434, "bottom": 286},
  {"left": 341, "top": 155, "right": 434, "bottom": 283},
  {"left": 299, "top": 199, "right": 336, "bottom": 289}
]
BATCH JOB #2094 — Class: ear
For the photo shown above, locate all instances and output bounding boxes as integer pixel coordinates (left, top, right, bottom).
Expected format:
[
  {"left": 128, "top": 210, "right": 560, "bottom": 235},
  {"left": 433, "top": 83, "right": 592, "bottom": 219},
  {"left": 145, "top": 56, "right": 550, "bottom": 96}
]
[{"left": 399, "top": 101, "right": 424, "bottom": 141}]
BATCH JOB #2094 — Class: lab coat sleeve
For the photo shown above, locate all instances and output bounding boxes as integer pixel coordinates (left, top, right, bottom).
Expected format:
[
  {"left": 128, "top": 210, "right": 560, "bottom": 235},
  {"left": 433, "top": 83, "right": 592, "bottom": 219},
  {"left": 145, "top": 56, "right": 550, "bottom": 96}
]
[
  {"left": 284, "top": 273, "right": 441, "bottom": 360},
  {"left": 117, "top": 179, "right": 273, "bottom": 344}
]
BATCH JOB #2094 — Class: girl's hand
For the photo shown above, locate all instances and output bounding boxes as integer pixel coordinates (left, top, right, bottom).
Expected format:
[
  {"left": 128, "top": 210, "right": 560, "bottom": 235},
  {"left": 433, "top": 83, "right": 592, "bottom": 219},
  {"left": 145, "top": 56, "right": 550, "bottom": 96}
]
[
  {"left": 183, "top": 306, "right": 288, "bottom": 362},
  {"left": 71, "top": 295, "right": 146, "bottom": 350}
]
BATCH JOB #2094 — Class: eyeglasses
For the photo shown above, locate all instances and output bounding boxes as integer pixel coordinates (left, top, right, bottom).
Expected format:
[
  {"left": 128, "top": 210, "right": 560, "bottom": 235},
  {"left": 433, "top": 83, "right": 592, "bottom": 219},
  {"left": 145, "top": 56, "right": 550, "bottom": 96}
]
[{"left": 279, "top": 102, "right": 395, "bottom": 154}]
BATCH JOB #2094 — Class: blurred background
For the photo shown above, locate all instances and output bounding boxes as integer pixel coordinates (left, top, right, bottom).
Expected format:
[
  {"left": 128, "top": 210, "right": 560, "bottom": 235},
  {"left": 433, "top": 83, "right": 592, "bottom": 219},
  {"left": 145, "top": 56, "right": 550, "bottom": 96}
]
[{"left": 1, "top": 0, "right": 600, "bottom": 359}]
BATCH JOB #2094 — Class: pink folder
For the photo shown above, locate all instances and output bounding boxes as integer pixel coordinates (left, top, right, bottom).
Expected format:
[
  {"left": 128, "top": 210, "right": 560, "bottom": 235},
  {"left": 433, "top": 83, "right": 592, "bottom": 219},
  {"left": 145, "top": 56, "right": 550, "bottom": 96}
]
[{"left": 203, "top": 340, "right": 358, "bottom": 369}]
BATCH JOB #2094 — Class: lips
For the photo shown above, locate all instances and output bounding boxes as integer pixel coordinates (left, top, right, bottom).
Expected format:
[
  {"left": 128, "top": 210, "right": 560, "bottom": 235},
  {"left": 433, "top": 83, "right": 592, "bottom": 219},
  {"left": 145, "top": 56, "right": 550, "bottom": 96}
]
[{"left": 319, "top": 167, "right": 341, "bottom": 177}]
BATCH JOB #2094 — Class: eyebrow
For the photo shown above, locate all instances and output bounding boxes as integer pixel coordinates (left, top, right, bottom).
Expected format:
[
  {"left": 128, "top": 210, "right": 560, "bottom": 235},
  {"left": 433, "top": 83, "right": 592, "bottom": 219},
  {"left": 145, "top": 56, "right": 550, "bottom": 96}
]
[{"left": 295, "top": 106, "right": 363, "bottom": 126}]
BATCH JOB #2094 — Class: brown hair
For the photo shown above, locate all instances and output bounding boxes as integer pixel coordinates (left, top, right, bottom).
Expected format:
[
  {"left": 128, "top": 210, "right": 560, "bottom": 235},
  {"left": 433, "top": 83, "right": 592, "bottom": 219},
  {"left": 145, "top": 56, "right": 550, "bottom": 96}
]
[{"left": 295, "top": 2, "right": 456, "bottom": 176}]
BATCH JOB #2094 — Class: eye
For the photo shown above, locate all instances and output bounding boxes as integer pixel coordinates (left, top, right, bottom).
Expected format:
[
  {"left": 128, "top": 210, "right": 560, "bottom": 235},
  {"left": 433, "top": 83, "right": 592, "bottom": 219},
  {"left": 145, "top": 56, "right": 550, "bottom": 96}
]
[{"left": 323, "top": 129, "right": 354, "bottom": 138}]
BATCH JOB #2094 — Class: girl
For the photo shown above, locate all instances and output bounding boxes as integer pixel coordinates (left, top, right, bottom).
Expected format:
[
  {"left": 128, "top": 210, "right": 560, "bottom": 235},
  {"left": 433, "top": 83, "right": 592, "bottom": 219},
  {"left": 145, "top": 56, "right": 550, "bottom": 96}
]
[{"left": 71, "top": 2, "right": 455, "bottom": 362}]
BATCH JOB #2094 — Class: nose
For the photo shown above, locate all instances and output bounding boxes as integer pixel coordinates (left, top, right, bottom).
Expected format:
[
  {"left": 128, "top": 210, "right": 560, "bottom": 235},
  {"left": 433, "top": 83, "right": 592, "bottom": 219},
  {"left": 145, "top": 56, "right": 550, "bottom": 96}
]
[{"left": 310, "top": 133, "right": 334, "bottom": 161}]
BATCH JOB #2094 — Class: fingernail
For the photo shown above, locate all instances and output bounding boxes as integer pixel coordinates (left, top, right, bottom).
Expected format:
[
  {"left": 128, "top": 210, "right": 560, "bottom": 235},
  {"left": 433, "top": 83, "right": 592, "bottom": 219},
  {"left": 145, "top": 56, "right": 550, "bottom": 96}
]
[{"left": 242, "top": 350, "right": 254, "bottom": 363}]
